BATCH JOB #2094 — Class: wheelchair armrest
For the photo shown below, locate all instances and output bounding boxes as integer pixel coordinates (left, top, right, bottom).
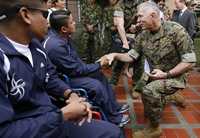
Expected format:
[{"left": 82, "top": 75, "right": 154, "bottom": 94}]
[{"left": 72, "top": 88, "right": 89, "bottom": 99}]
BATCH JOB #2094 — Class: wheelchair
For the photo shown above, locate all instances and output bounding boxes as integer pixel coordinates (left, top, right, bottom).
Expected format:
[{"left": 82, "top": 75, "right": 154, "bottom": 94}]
[{"left": 50, "top": 74, "right": 107, "bottom": 121}]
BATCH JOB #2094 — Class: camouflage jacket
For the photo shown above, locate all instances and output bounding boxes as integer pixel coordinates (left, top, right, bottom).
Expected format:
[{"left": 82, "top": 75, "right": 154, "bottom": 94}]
[
  {"left": 81, "top": 1, "right": 102, "bottom": 29},
  {"left": 128, "top": 21, "right": 196, "bottom": 87},
  {"left": 123, "top": 0, "right": 144, "bottom": 29},
  {"left": 162, "top": 5, "right": 171, "bottom": 21},
  {"left": 103, "top": 1, "right": 124, "bottom": 30}
]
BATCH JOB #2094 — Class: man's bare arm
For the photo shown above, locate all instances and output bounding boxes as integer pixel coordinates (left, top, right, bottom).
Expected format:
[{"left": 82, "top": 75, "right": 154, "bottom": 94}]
[
  {"left": 114, "top": 17, "right": 129, "bottom": 49},
  {"left": 149, "top": 62, "right": 194, "bottom": 80}
]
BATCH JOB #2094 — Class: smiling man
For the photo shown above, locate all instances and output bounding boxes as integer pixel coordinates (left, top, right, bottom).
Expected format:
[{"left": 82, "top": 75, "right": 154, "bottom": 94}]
[{"left": 100, "top": 1, "right": 196, "bottom": 137}]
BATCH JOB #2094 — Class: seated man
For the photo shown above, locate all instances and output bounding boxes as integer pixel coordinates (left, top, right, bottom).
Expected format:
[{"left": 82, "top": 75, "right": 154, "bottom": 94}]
[
  {"left": 0, "top": 0, "right": 124, "bottom": 138},
  {"left": 44, "top": 9, "right": 130, "bottom": 126}
]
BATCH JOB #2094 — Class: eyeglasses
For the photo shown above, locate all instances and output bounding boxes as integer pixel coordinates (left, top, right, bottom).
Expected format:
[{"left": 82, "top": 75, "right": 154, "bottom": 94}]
[
  {"left": 27, "top": 7, "right": 49, "bottom": 19},
  {"left": 0, "top": 5, "right": 49, "bottom": 21}
]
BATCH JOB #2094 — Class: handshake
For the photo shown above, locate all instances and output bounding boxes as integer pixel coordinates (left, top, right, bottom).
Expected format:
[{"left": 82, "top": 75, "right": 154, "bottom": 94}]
[{"left": 97, "top": 53, "right": 116, "bottom": 67}]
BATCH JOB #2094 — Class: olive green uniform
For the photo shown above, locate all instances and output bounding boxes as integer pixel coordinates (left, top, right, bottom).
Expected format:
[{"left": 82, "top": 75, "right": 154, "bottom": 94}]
[{"left": 128, "top": 21, "right": 196, "bottom": 126}]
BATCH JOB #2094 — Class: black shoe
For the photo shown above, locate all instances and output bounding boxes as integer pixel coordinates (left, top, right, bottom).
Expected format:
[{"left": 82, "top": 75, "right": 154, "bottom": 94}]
[
  {"left": 118, "top": 114, "right": 130, "bottom": 128},
  {"left": 118, "top": 103, "right": 130, "bottom": 114}
]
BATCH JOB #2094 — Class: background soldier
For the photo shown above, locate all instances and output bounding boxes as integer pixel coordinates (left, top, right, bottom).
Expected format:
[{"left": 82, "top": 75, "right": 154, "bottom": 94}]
[
  {"left": 80, "top": 0, "right": 103, "bottom": 63},
  {"left": 102, "top": 0, "right": 130, "bottom": 86},
  {"left": 155, "top": 0, "right": 171, "bottom": 20},
  {"left": 123, "top": 0, "right": 145, "bottom": 98}
]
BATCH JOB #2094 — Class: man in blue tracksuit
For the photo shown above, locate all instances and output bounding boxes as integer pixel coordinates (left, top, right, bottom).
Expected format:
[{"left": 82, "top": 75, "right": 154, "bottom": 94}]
[
  {"left": 44, "top": 9, "right": 130, "bottom": 126},
  {"left": 0, "top": 0, "right": 124, "bottom": 138}
]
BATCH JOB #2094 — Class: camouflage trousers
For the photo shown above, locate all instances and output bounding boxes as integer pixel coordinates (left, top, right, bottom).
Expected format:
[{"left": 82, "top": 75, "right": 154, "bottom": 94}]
[
  {"left": 81, "top": 32, "right": 105, "bottom": 63},
  {"left": 141, "top": 79, "right": 180, "bottom": 127}
]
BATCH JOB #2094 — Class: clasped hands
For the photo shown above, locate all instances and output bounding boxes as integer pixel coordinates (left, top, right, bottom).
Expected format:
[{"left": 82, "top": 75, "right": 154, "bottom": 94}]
[{"left": 61, "top": 93, "right": 92, "bottom": 126}]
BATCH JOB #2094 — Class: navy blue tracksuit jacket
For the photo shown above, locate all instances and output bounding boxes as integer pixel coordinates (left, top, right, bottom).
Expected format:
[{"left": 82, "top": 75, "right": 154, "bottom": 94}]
[
  {"left": 44, "top": 31, "right": 123, "bottom": 124},
  {"left": 0, "top": 34, "right": 123, "bottom": 138}
]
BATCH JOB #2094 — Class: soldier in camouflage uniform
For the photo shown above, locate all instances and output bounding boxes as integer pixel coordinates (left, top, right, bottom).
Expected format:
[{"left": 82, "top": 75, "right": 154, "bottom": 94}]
[
  {"left": 122, "top": 0, "right": 145, "bottom": 98},
  {"left": 102, "top": 0, "right": 130, "bottom": 85},
  {"left": 99, "top": 2, "right": 196, "bottom": 137},
  {"left": 102, "top": 0, "right": 129, "bottom": 53},
  {"left": 131, "top": 1, "right": 186, "bottom": 105},
  {"left": 123, "top": 0, "right": 145, "bottom": 32},
  {"left": 156, "top": 0, "right": 171, "bottom": 20},
  {"left": 80, "top": 0, "right": 103, "bottom": 63}
]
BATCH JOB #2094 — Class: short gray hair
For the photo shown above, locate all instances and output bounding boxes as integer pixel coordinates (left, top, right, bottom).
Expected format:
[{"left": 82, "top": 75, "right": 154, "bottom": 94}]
[{"left": 137, "top": 1, "right": 160, "bottom": 16}]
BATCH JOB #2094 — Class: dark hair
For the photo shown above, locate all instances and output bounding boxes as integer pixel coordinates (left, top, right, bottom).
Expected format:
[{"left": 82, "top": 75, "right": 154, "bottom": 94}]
[
  {"left": 153, "top": 0, "right": 165, "bottom": 4},
  {"left": 49, "top": 9, "right": 71, "bottom": 32},
  {"left": 179, "top": 0, "right": 186, "bottom": 4},
  {"left": 51, "top": 0, "right": 58, "bottom": 4},
  {"left": 0, "top": 0, "right": 47, "bottom": 22}
]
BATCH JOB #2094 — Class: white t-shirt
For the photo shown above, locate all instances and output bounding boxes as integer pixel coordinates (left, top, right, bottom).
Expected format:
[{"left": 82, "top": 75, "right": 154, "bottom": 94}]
[{"left": 6, "top": 37, "right": 33, "bottom": 67}]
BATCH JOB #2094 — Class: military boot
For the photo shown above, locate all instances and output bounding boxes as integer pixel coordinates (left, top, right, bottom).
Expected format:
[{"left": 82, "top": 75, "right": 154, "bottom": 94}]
[
  {"left": 133, "top": 125, "right": 162, "bottom": 138},
  {"left": 165, "top": 92, "right": 187, "bottom": 108}
]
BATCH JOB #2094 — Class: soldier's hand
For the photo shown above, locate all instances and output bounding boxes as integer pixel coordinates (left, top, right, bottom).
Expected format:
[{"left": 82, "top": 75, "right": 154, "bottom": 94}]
[
  {"left": 129, "top": 24, "right": 137, "bottom": 33},
  {"left": 86, "top": 24, "right": 94, "bottom": 32},
  {"left": 122, "top": 44, "right": 129, "bottom": 49},
  {"left": 129, "top": 23, "right": 141, "bottom": 33},
  {"left": 97, "top": 54, "right": 116, "bottom": 66},
  {"left": 97, "top": 55, "right": 109, "bottom": 67},
  {"left": 105, "top": 53, "right": 116, "bottom": 65},
  {"left": 148, "top": 69, "right": 167, "bottom": 80}
]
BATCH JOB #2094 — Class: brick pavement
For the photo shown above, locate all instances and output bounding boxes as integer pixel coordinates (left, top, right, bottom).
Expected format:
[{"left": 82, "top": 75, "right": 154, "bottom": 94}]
[{"left": 104, "top": 69, "right": 200, "bottom": 138}]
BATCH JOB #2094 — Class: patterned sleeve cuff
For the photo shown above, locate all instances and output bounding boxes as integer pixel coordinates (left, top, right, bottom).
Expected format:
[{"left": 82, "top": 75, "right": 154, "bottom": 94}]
[
  {"left": 181, "top": 52, "right": 197, "bottom": 63},
  {"left": 128, "top": 49, "right": 140, "bottom": 60}
]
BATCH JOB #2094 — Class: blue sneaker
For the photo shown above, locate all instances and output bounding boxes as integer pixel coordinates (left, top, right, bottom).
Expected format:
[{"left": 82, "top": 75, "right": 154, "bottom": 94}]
[{"left": 118, "top": 114, "right": 130, "bottom": 127}]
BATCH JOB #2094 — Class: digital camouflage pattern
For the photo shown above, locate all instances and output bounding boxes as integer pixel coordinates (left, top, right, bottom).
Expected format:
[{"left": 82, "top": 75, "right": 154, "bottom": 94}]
[
  {"left": 163, "top": 5, "right": 171, "bottom": 20},
  {"left": 123, "top": 0, "right": 145, "bottom": 31},
  {"left": 123, "top": 0, "right": 144, "bottom": 88},
  {"left": 102, "top": 0, "right": 124, "bottom": 50},
  {"left": 123, "top": 0, "right": 137, "bottom": 30},
  {"left": 160, "top": 4, "right": 171, "bottom": 21},
  {"left": 101, "top": 4, "right": 114, "bottom": 55},
  {"left": 128, "top": 21, "right": 196, "bottom": 126},
  {"left": 103, "top": 1, "right": 126, "bottom": 85},
  {"left": 80, "top": 0, "right": 103, "bottom": 63}
]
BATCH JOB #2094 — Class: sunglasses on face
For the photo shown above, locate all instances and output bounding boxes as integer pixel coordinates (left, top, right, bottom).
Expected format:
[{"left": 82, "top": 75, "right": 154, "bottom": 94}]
[{"left": 0, "top": 4, "right": 49, "bottom": 21}]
